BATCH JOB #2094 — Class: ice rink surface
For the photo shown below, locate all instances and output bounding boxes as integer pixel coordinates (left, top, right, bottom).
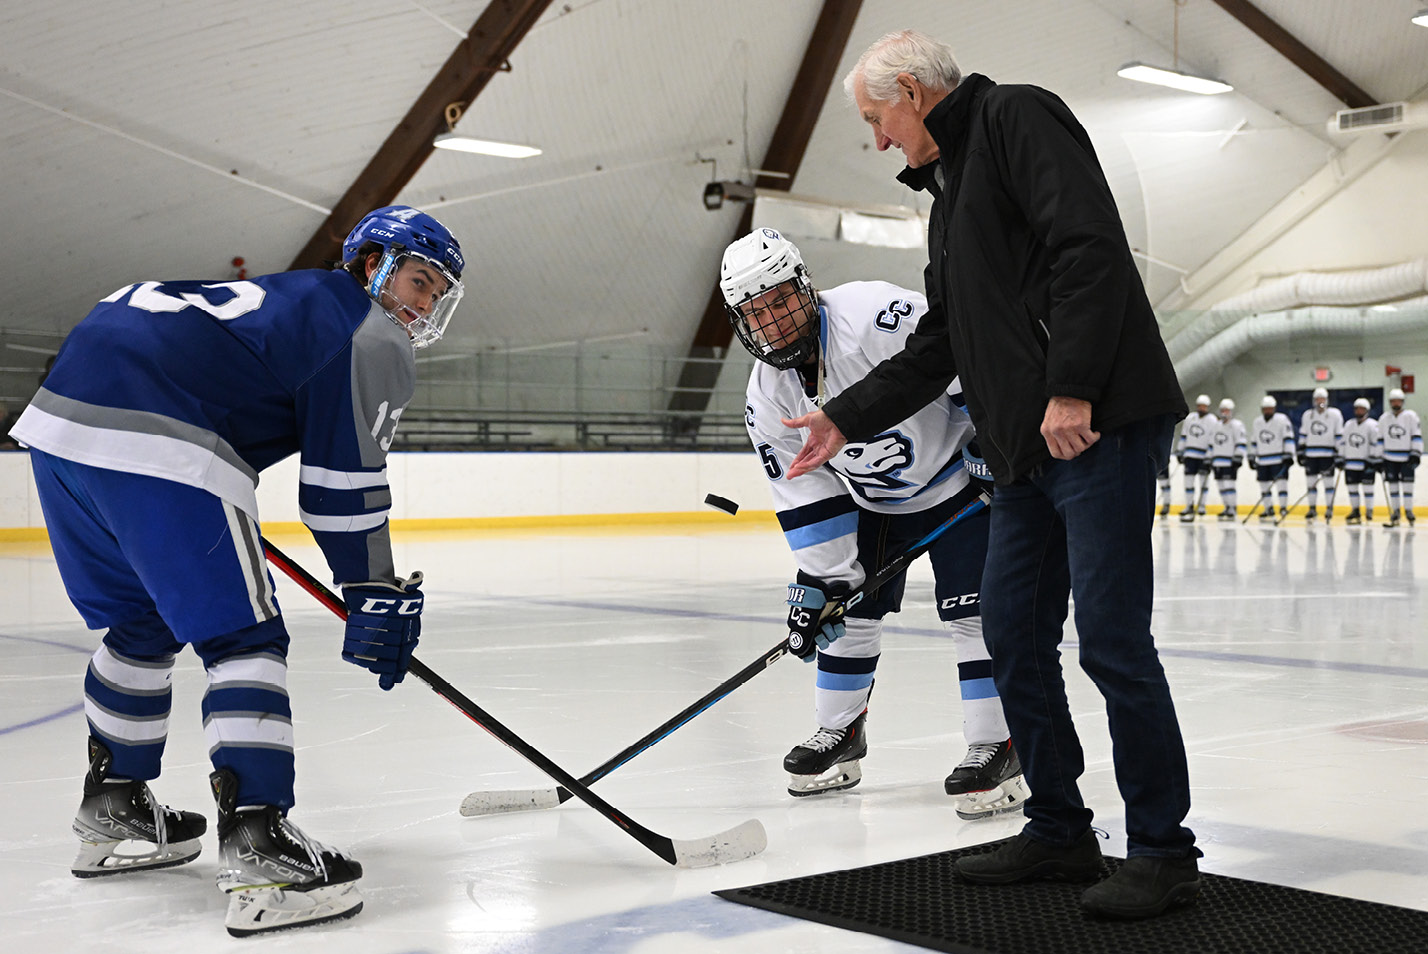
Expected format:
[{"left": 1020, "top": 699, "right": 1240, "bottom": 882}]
[{"left": 3, "top": 515, "right": 1426, "bottom": 952}]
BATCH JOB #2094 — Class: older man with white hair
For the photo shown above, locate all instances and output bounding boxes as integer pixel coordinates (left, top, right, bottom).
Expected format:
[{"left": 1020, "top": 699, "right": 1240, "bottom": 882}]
[{"left": 779, "top": 29, "right": 1199, "bottom": 919}]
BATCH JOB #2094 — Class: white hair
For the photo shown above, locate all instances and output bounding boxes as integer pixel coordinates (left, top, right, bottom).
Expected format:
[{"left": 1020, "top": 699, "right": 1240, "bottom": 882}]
[{"left": 843, "top": 29, "right": 962, "bottom": 103}]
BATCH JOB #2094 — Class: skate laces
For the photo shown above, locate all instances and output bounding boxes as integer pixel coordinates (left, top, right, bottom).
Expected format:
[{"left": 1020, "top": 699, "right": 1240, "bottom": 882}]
[
  {"left": 276, "top": 815, "right": 336, "bottom": 881},
  {"left": 135, "top": 783, "right": 169, "bottom": 853},
  {"left": 955, "top": 742, "right": 1001, "bottom": 771},
  {"left": 800, "top": 726, "right": 847, "bottom": 752}
]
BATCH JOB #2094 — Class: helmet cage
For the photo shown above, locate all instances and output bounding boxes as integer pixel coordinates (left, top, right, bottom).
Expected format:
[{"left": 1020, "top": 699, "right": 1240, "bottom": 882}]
[
  {"left": 368, "top": 249, "right": 465, "bottom": 350},
  {"left": 726, "top": 273, "right": 819, "bottom": 370}
]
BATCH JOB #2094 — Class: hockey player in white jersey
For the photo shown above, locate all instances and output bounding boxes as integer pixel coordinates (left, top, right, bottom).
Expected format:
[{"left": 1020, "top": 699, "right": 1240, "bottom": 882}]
[
  {"left": 8, "top": 206, "right": 464, "bottom": 936},
  {"left": 1175, "top": 395, "right": 1216, "bottom": 521},
  {"left": 1298, "top": 387, "right": 1344, "bottom": 523},
  {"left": 1248, "top": 396, "right": 1295, "bottom": 522},
  {"left": 1209, "top": 399, "right": 1247, "bottom": 521},
  {"left": 1376, "top": 388, "right": 1423, "bottom": 527},
  {"left": 1339, "top": 398, "right": 1381, "bottom": 525},
  {"left": 722, "top": 228, "right": 1026, "bottom": 820}
]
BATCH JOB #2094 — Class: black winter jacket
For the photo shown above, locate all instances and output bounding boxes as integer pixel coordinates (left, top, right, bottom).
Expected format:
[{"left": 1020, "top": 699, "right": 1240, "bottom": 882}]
[{"left": 822, "top": 74, "right": 1186, "bottom": 483}]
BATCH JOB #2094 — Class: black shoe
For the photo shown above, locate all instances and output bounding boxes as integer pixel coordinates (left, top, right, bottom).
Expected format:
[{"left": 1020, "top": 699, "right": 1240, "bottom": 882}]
[
  {"left": 955, "top": 830, "right": 1105, "bottom": 885},
  {"left": 1081, "top": 854, "right": 1203, "bottom": 919}
]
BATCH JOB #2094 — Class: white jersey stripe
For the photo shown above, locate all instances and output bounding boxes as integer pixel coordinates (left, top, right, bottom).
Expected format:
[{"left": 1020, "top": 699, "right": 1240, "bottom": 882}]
[
  {"left": 299, "top": 464, "right": 389, "bottom": 490},
  {"left": 89, "top": 646, "right": 174, "bottom": 694},
  {"left": 299, "top": 506, "right": 390, "bottom": 533},
  {"left": 85, "top": 699, "right": 169, "bottom": 743}
]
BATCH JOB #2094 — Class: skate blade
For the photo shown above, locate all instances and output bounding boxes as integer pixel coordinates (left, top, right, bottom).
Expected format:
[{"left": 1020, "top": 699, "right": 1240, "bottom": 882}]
[
  {"left": 953, "top": 775, "right": 1030, "bottom": 821},
  {"left": 787, "top": 760, "right": 862, "bottom": 797},
  {"left": 71, "top": 837, "right": 201, "bottom": 878},
  {"left": 225, "top": 881, "right": 364, "bottom": 937}
]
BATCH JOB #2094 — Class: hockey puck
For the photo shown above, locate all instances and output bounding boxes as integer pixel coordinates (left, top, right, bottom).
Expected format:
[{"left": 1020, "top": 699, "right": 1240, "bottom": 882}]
[{"left": 704, "top": 493, "right": 740, "bottom": 515}]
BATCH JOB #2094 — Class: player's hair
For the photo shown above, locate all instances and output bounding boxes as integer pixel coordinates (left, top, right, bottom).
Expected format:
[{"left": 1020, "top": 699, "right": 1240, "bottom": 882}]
[
  {"left": 339, "top": 241, "right": 384, "bottom": 281},
  {"left": 845, "top": 29, "right": 961, "bottom": 103}
]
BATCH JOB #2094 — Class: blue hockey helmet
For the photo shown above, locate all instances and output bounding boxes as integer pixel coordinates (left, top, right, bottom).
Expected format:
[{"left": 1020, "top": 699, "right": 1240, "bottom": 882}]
[{"left": 343, "top": 206, "right": 465, "bottom": 349}]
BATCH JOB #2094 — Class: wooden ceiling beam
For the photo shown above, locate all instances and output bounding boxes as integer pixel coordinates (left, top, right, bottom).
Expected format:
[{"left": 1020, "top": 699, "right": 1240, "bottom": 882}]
[
  {"left": 1209, "top": 0, "right": 1376, "bottom": 109},
  {"left": 668, "top": 0, "right": 864, "bottom": 419},
  {"left": 289, "top": 0, "right": 556, "bottom": 270}
]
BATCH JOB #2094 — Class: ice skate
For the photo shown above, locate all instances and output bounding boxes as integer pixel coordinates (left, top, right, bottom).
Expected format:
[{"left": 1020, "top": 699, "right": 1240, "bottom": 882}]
[
  {"left": 784, "top": 712, "right": 867, "bottom": 797},
  {"left": 1385, "top": 510, "right": 1401, "bottom": 528},
  {"left": 1178, "top": 508, "right": 1195, "bottom": 523},
  {"left": 211, "top": 769, "right": 363, "bottom": 937},
  {"left": 1217, "top": 509, "right": 1235, "bottom": 522},
  {"left": 1305, "top": 506, "right": 1317, "bottom": 524},
  {"left": 1258, "top": 507, "right": 1275, "bottom": 524},
  {"left": 1279, "top": 506, "right": 1289, "bottom": 519},
  {"left": 1408, "top": 510, "right": 1416, "bottom": 526},
  {"left": 1345, "top": 508, "right": 1362, "bottom": 526},
  {"left": 1197, "top": 503, "right": 1207, "bottom": 516},
  {"left": 71, "top": 738, "right": 206, "bottom": 878},
  {"left": 1158, "top": 503, "right": 1170, "bottom": 518},
  {"left": 945, "top": 740, "right": 1028, "bottom": 820}
]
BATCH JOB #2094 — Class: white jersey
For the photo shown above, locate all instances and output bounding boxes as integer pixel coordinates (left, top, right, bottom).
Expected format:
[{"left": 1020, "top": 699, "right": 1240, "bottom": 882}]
[
  {"left": 1250, "top": 412, "right": 1295, "bottom": 465},
  {"left": 745, "top": 281, "right": 975, "bottom": 589},
  {"left": 1298, "top": 406, "right": 1343, "bottom": 459},
  {"left": 1338, "top": 417, "right": 1380, "bottom": 471},
  {"left": 1175, "top": 411, "right": 1217, "bottom": 459},
  {"left": 1209, "top": 416, "right": 1247, "bottom": 466},
  {"left": 1376, "top": 408, "right": 1423, "bottom": 462}
]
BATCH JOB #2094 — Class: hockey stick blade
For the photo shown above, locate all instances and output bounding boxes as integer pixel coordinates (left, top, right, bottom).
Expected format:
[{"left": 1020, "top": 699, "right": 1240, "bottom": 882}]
[
  {"left": 260, "top": 538, "right": 766, "bottom": 868},
  {"left": 457, "top": 486, "right": 993, "bottom": 817}
]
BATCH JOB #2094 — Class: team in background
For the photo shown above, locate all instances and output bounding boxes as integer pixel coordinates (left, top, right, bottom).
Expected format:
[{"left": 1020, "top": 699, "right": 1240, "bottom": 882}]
[{"left": 1161, "top": 387, "right": 1421, "bottom": 526}]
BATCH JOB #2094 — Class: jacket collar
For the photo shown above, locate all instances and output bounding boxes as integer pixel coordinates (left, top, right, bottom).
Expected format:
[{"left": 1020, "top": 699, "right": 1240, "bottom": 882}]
[{"left": 894, "top": 73, "right": 996, "bottom": 193}]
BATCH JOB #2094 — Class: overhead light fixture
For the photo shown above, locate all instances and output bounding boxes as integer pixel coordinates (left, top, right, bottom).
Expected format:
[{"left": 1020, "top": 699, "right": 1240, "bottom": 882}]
[
  {"left": 432, "top": 133, "right": 541, "bottom": 158},
  {"left": 1414, "top": 9, "right": 1428, "bottom": 26},
  {"left": 702, "top": 180, "right": 756, "bottom": 211},
  {"left": 1117, "top": 62, "right": 1232, "bottom": 95}
]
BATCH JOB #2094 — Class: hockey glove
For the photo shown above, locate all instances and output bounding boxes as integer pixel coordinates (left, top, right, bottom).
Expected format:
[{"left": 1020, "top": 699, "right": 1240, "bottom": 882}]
[
  {"left": 1296, "top": 452, "right": 1307, "bottom": 467},
  {"left": 1247, "top": 455, "right": 1257, "bottom": 469},
  {"left": 785, "top": 580, "right": 847, "bottom": 662},
  {"left": 341, "top": 572, "right": 423, "bottom": 690},
  {"left": 1235, "top": 457, "right": 1246, "bottom": 472},
  {"left": 1334, "top": 456, "right": 1345, "bottom": 470}
]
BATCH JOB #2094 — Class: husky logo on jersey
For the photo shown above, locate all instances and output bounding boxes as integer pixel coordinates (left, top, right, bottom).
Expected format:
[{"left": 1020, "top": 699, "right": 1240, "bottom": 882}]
[
  {"left": 833, "top": 432, "right": 914, "bottom": 496},
  {"left": 1388, "top": 423, "right": 1407, "bottom": 440},
  {"left": 1309, "top": 420, "right": 1329, "bottom": 436},
  {"left": 1347, "top": 433, "right": 1366, "bottom": 448},
  {"left": 1258, "top": 428, "right": 1277, "bottom": 444},
  {"left": 875, "top": 299, "right": 915, "bottom": 333},
  {"left": 1213, "top": 431, "right": 1230, "bottom": 447},
  {"left": 745, "top": 403, "right": 756, "bottom": 428},
  {"left": 1187, "top": 422, "right": 1207, "bottom": 439}
]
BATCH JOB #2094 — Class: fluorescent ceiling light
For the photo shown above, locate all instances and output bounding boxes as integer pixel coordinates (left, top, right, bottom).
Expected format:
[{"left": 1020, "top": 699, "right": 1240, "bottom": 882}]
[
  {"left": 1117, "top": 62, "right": 1233, "bottom": 95},
  {"left": 432, "top": 133, "right": 542, "bottom": 158},
  {"left": 1414, "top": 9, "right": 1428, "bottom": 26}
]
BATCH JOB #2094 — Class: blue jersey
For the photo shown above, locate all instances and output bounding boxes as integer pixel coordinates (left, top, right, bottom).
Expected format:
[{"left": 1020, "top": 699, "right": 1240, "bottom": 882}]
[{"left": 12, "top": 269, "right": 414, "bottom": 585}]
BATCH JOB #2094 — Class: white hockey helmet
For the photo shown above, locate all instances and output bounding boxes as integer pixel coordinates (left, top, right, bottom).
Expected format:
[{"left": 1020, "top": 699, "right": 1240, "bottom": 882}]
[
  {"left": 1312, "top": 387, "right": 1328, "bottom": 400},
  {"left": 1354, "top": 397, "right": 1371, "bottom": 409},
  {"left": 1219, "top": 398, "right": 1235, "bottom": 411},
  {"left": 1389, "top": 387, "right": 1406, "bottom": 401},
  {"left": 720, "top": 228, "right": 819, "bottom": 369},
  {"left": 1261, "top": 395, "right": 1277, "bottom": 409},
  {"left": 1195, "top": 394, "right": 1211, "bottom": 408}
]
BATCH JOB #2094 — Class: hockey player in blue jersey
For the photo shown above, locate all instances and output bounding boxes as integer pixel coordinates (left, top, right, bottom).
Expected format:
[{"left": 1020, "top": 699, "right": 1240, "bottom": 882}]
[
  {"left": 8, "top": 205, "right": 464, "bottom": 937},
  {"left": 722, "top": 228, "right": 1026, "bottom": 820}
]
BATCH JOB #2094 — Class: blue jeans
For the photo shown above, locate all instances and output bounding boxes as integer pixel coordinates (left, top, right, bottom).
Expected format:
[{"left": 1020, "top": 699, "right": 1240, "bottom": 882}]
[{"left": 981, "top": 414, "right": 1195, "bottom": 858}]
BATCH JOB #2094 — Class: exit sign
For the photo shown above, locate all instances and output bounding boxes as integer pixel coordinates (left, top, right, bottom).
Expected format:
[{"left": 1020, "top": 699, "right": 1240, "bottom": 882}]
[{"left": 1313, "top": 366, "right": 1331, "bottom": 382}]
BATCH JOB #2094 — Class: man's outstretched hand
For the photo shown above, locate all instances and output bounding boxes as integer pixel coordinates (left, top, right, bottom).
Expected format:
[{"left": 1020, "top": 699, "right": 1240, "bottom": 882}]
[{"left": 784, "top": 409, "right": 848, "bottom": 478}]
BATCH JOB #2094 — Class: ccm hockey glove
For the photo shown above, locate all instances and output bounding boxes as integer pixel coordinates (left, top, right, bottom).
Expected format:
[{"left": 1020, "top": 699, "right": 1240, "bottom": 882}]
[
  {"left": 341, "top": 572, "right": 423, "bottom": 690},
  {"left": 785, "top": 578, "right": 847, "bottom": 662}
]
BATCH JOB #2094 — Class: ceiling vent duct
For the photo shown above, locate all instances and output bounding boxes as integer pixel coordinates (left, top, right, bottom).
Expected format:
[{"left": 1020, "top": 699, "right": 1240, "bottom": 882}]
[{"left": 1327, "top": 101, "right": 1428, "bottom": 135}]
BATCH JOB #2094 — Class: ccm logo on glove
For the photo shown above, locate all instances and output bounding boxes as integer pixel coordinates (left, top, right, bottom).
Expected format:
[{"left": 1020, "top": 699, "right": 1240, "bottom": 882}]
[{"left": 355, "top": 596, "right": 423, "bottom": 615}]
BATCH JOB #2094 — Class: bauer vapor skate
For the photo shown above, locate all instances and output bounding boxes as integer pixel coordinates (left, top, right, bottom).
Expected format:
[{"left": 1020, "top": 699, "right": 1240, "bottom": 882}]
[
  {"left": 211, "top": 769, "right": 363, "bottom": 937},
  {"left": 71, "top": 738, "right": 207, "bottom": 877},
  {"left": 784, "top": 712, "right": 867, "bottom": 797},
  {"left": 945, "top": 740, "right": 1029, "bottom": 821}
]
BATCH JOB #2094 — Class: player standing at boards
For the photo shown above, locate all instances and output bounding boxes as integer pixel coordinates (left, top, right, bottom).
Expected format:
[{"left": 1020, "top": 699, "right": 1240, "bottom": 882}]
[
  {"left": 1376, "top": 387, "right": 1423, "bottom": 527},
  {"left": 1338, "top": 398, "right": 1381, "bottom": 526},
  {"left": 1174, "top": 395, "right": 1216, "bottom": 522},
  {"left": 723, "top": 228, "right": 1027, "bottom": 820},
  {"left": 1298, "top": 387, "right": 1343, "bottom": 523},
  {"left": 7, "top": 206, "right": 464, "bottom": 937},
  {"left": 1209, "top": 399, "right": 1247, "bottom": 521},
  {"left": 1248, "top": 396, "right": 1295, "bottom": 522}
]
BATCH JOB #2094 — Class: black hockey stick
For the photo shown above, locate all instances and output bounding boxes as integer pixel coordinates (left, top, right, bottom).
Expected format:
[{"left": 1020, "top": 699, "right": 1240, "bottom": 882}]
[
  {"left": 260, "top": 538, "right": 766, "bottom": 868},
  {"left": 459, "top": 487, "right": 994, "bottom": 817}
]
